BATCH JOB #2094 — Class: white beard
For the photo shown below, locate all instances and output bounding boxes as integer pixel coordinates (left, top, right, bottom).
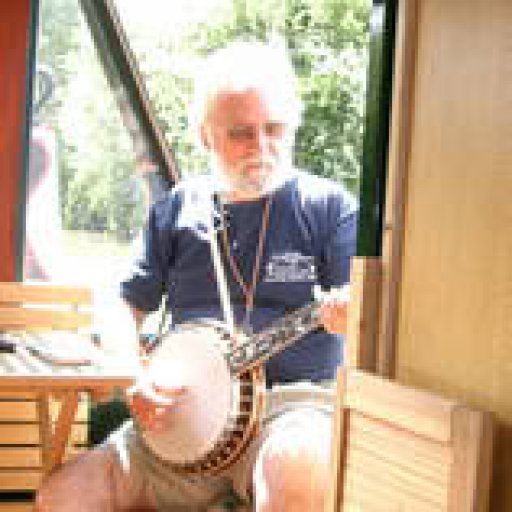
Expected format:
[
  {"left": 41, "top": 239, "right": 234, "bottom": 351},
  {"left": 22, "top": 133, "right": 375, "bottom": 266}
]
[{"left": 210, "top": 156, "right": 293, "bottom": 200}]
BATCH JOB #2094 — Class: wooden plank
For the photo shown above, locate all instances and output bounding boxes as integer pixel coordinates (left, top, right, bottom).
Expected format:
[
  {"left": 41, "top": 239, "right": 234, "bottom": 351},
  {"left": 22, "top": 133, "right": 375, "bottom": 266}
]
[
  {"left": 0, "top": 403, "right": 37, "bottom": 422},
  {"left": 0, "top": 398, "right": 88, "bottom": 422},
  {"left": 0, "top": 309, "right": 92, "bottom": 331},
  {"left": 326, "top": 368, "right": 347, "bottom": 512},
  {"left": 345, "top": 371, "right": 454, "bottom": 443},
  {"left": 0, "top": 425, "right": 40, "bottom": 445},
  {"left": 0, "top": 424, "right": 87, "bottom": 446},
  {"left": 0, "top": 470, "right": 42, "bottom": 491},
  {"left": 37, "top": 395, "right": 52, "bottom": 478},
  {"left": 0, "top": 392, "right": 37, "bottom": 400},
  {"left": 0, "top": 283, "right": 91, "bottom": 305},
  {"left": 0, "top": 376, "right": 132, "bottom": 390},
  {"left": 377, "top": 0, "right": 419, "bottom": 377},
  {"left": 0, "top": 447, "right": 41, "bottom": 468},
  {"left": 345, "top": 412, "right": 451, "bottom": 504},
  {"left": 392, "top": 0, "right": 511, "bottom": 508},
  {"left": 0, "top": 503, "right": 34, "bottom": 512},
  {"left": 329, "top": 371, "right": 494, "bottom": 511},
  {"left": 0, "top": 445, "right": 85, "bottom": 469},
  {"left": 447, "top": 407, "right": 494, "bottom": 512},
  {"left": 345, "top": 257, "right": 381, "bottom": 371},
  {"left": 0, "top": 283, "right": 96, "bottom": 486},
  {"left": 49, "top": 398, "right": 89, "bottom": 423},
  {"left": 48, "top": 392, "right": 79, "bottom": 471}
]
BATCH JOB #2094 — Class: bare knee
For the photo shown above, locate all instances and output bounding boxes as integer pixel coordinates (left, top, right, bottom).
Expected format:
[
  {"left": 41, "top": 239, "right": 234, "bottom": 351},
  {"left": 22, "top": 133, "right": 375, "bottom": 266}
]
[
  {"left": 35, "top": 448, "right": 115, "bottom": 512},
  {"left": 253, "top": 410, "right": 332, "bottom": 512}
]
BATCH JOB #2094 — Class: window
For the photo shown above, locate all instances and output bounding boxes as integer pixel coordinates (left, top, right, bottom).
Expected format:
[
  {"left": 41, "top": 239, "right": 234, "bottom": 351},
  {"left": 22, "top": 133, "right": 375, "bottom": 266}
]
[
  {"left": 25, "top": 0, "right": 371, "bottom": 342},
  {"left": 114, "top": 0, "right": 371, "bottom": 192},
  {"left": 26, "top": 0, "right": 147, "bottom": 338}
]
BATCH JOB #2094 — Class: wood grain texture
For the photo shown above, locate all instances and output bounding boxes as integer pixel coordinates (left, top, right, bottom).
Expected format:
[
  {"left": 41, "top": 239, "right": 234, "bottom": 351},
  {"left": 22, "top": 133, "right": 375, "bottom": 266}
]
[
  {"left": 377, "top": 0, "right": 419, "bottom": 378},
  {"left": 0, "top": 283, "right": 92, "bottom": 305},
  {"left": 328, "top": 370, "right": 493, "bottom": 512},
  {"left": 0, "top": 503, "right": 34, "bottom": 511},
  {"left": 389, "top": 0, "right": 512, "bottom": 509},
  {"left": 345, "top": 257, "right": 381, "bottom": 372},
  {"left": 0, "top": 283, "right": 129, "bottom": 491}
]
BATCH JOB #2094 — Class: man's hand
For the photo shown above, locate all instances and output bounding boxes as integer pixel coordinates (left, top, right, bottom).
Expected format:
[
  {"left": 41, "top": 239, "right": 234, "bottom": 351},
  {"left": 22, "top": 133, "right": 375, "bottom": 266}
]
[
  {"left": 127, "top": 381, "right": 187, "bottom": 433},
  {"left": 315, "top": 285, "right": 350, "bottom": 335},
  {"left": 319, "top": 300, "right": 348, "bottom": 334}
]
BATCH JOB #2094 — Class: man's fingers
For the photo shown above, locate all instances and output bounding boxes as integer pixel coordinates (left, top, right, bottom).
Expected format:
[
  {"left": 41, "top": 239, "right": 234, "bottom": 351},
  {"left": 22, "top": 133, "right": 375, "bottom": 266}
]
[
  {"left": 128, "top": 382, "right": 187, "bottom": 405},
  {"left": 127, "top": 382, "right": 188, "bottom": 432},
  {"left": 319, "top": 300, "right": 348, "bottom": 334},
  {"left": 153, "top": 384, "right": 187, "bottom": 399}
]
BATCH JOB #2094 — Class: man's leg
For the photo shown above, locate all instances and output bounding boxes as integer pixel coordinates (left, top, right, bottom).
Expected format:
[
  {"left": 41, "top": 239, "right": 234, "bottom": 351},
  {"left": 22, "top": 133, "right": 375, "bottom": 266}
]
[
  {"left": 35, "top": 425, "right": 157, "bottom": 512},
  {"left": 252, "top": 407, "right": 333, "bottom": 512}
]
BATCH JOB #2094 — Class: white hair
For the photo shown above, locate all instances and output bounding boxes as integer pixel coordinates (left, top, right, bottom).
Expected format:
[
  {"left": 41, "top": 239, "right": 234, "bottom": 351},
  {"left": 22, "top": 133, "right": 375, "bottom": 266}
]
[{"left": 190, "top": 40, "right": 303, "bottom": 140}]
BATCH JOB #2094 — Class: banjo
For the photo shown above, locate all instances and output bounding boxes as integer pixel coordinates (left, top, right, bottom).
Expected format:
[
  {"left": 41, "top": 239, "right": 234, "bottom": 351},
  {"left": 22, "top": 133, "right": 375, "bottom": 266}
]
[{"left": 139, "top": 300, "right": 328, "bottom": 475}]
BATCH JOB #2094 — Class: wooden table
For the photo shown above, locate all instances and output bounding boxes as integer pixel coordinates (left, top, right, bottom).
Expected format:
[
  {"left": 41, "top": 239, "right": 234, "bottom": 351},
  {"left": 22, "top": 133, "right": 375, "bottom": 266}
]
[{"left": 0, "top": 339, "right": 134, "bottom": 475}]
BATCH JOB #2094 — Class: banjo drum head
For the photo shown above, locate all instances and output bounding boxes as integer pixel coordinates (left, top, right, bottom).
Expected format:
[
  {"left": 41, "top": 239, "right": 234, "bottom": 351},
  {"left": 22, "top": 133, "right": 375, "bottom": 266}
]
[{"left": 141, "top": 324, "right": 237, "bottom": 465}]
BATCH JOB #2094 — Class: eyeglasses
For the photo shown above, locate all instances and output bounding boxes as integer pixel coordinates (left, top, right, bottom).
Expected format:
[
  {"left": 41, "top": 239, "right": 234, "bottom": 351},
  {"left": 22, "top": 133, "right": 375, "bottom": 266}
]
[{"left": 225, "top": 122, "right": 289, "bottom": 141}]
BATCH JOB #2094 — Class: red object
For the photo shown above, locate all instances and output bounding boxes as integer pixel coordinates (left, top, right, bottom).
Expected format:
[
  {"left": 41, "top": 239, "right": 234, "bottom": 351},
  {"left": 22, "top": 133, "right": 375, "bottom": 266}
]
[{"left": 0, "top": 1, "right": 32, "bottom": 281}]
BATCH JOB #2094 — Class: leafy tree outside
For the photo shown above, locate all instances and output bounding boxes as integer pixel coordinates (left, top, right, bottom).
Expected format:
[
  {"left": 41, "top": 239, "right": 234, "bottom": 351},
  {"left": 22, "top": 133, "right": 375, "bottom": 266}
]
[{"left": 35, "top": 0, "right": 370, "bottom": 242}]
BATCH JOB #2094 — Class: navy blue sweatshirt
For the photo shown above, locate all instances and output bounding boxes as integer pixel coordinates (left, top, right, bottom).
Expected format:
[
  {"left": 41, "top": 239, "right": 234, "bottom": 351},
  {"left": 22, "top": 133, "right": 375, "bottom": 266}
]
[{"left": 121, "top": 170, "right": 358, "bottom": 386}]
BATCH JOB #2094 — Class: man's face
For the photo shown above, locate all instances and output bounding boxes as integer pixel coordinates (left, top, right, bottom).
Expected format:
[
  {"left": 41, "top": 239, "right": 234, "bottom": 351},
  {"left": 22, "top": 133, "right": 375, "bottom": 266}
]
[{"left": 201, "top": 89, "right": 296, "bottom": 201}]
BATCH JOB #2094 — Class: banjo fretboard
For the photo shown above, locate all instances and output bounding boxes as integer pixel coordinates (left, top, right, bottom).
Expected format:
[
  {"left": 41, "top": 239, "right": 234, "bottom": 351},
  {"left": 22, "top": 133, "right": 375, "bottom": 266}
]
[{"left": 226, "top": 302, "right": 321, "bottom": 375}]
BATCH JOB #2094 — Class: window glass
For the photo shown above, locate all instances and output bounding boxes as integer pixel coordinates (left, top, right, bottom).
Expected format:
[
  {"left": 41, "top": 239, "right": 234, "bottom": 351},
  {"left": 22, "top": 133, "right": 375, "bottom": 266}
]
[
  {"left": 114, "top": 0, "right": 371, "bottom": 193},
  {"left": 26, "top": 0, "right": 370, "bottom": 341},
  {"left": 26, "top": 0, "right": 146, "bottom": 337}
]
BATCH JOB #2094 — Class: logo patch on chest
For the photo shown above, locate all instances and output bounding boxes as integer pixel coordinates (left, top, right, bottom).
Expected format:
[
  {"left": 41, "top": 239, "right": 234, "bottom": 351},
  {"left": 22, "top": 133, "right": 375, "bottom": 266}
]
[{"left": 264, "top": 252, "right": 316, "bottom": 283}]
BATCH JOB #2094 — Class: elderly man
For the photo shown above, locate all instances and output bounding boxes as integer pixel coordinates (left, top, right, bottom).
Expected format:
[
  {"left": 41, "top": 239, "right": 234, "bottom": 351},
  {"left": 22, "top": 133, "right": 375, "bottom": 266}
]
[{"left": 36, "top": 41, "right": 358, "bottom": 511}]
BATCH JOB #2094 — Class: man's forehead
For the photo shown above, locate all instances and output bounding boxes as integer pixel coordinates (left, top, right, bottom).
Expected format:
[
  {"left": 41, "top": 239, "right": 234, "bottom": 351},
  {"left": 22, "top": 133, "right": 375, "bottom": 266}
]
[{"left": 208, "top": 89, "right": 294, "bottom": 123}]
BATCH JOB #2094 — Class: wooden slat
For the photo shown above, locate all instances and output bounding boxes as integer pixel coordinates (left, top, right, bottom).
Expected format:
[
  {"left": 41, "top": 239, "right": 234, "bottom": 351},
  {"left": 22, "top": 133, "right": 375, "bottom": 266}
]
[
  {"left": 0, "top": 392, "right": 37, "bottom": 400},
  {"left": 327, "top": 369, "right": 347, "bottom": 510},
  {"left": 0, "top": 284, "right": 133, "bottom": 485},
  {"left": 344, "top": 412, "right": 451, "bottom": 510},
  {"left": 345, "top": 371, "right": 454, "bottom": 443},
  {"left": 345, "top": 257, "right": 381, "bottom": 371},
  {"left": 447, "top": 407, "right": 494, "bottom": 512},
  {"left": 0, "top": 447, "right": 41, "bottom": 468},
  {"left": 0, "top": 309, "right": 91, "bottom": 331},
  {"left": 0, "top": 283, "right": 91, "bottom": 305},
  {"left": 0, "top": 444, "right": 85, "bottom": 469},
  {"left": 0, "top": 424, "right": 87, "bottom": 446},
  {"left": 0, "top": 283, "right": 96, "bottom": 490},
  {"left": 49, "top": 398, "right": 89, "bottom": 423},
  {"left": 0, "top": 445, "right": 85, "bottom": 469},
  {"left": 0, "top": 403, "right": 37, "bottom": 422},
  {"left": 48, "top": 392, "right": 79, "bottom": 471},
  {"left": 0, "top": 398, "right": 89, "bottom": 423},
  {"left": 0, "top": 470, "right": 42, "bottom": 491},
  {"left": 377, "top": 0, "right": 419, "bottom": 377},
  {"left": 0, "top": 425, "right": 40, "bottom": 445},
  {"left": 0, "top": 503, "right": 34, "bottom": 512},
  {"left": 328, "top": 370, "right": 494, "bottom": 512}
]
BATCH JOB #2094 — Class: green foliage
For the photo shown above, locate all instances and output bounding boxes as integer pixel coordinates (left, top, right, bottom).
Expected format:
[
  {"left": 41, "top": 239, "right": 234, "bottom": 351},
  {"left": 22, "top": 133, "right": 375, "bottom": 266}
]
[
  {"left": 57, "top": 52, "right": 144, "bottom": 241},
  {"left": 37, "top": 0, "right": 370, "bottom": 240},
  {"left": 153, "top": 0, "right": 370, "bottom": 192},
  {"left": 38, "top": 0, "right": 144, "bottom": 242},
  {"left": 36, "top": 0, "right": 81, "bottom": 125}
]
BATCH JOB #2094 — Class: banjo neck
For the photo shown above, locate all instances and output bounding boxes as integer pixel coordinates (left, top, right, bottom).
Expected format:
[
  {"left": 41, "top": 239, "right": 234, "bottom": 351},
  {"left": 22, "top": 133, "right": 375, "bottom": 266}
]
[{"left": 226, "top": 302, "right": 322, "bottom": 375}]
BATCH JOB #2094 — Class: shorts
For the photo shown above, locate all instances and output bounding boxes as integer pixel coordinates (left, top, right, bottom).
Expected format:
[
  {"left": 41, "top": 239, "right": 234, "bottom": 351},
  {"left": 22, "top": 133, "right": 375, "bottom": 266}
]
[{"left": 106, "top": 381, "right": 334, "bottom": 511}]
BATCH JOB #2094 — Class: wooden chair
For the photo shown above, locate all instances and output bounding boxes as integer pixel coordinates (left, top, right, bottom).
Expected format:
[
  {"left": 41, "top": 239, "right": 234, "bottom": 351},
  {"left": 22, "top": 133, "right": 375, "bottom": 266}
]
[
  {"left": 328, "top": 369, "right": 494, "bottom": 512},
  {"left": 0, "top": 282, "right": 92, "bottom": 494}
]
